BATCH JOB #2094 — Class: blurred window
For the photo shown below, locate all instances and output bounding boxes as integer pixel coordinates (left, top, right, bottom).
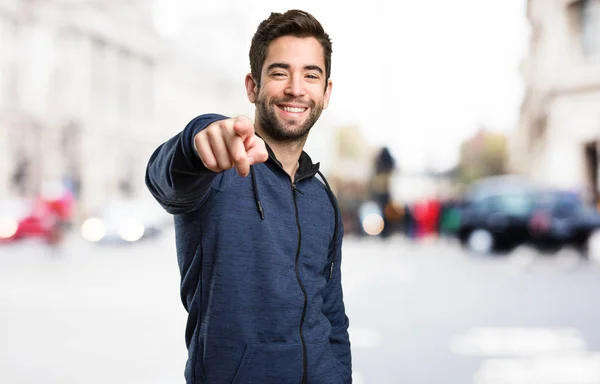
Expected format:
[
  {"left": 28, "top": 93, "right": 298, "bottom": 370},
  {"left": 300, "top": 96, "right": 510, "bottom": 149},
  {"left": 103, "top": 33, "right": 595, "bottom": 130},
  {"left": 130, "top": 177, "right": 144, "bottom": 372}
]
[
  {"left": 581, "top": 0, "right": 600, "bottom": 59},
  {"left": 498, "top": 194, "right": 536, "bottom": 215},
  {"left": 117, "top": 49, "right": 131, "bottom": 117},
  {"left": 0, "top": 17, "right": 19, "bottom": 105},
  {"left": 537, "top": 191, "right": 583, "bottom": 216},
  {"left": 91, "top": 38, "right": 108, "bottom": 112},
  {"left": 473, "top": 194, "right": 535, "bottom": 215},
  {"left": 140, "top": 57, "right": 155, "bottom": 120},
  {"left": 472, "top": 197, "right": 494, "bottom": 213}
]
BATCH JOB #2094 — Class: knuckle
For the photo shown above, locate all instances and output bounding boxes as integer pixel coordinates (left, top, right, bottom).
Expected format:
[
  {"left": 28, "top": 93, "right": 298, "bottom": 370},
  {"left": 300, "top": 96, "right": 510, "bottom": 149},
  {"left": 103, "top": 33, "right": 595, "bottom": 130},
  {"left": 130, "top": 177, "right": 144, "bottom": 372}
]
[
  {"left": 195, "top": 131, "right": 207, "bottom": 142},
  {"left": 221, "top": 159, "right": 232, "bottom": 169},
  {"left": 232, "top": 153, "right": 245, "bottom": 163},
  {"left": 202, "top": 157, "right": 217, "bottom": 169}
]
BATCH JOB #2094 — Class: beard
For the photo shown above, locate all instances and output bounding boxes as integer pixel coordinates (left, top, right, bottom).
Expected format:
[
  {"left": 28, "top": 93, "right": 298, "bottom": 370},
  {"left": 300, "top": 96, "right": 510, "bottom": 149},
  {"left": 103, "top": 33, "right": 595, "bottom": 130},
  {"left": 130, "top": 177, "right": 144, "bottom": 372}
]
[{"left": 256, "top": 95, "right": 323, "bottom": 143}]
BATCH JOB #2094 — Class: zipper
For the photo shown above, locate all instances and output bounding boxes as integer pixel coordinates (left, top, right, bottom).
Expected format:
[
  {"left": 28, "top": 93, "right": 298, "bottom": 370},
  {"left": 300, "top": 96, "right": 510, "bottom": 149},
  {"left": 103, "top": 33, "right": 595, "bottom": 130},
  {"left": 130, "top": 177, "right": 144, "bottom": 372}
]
[
  {"left": 294, "top": 177, "right": 334, "bottom": 280},
  {"left": 292, "top": 182, "right": 308, "bottom": 384}
]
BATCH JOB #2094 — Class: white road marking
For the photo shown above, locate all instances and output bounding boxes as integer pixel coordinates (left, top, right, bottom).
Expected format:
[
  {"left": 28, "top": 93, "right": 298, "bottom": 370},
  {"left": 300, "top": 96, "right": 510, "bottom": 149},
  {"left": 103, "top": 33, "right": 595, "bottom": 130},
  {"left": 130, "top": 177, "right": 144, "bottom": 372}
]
[
  {"left": 450, "top": 327, "right": 600, "bottom": 384},
  {"left": 474, "top": 354, "right": 600, "bottom": 384},
  {"left": 450, "top": 327, "right": 587, "bottom": 357},
  {"left": 507, "top": 246, "right": 538, "bottom": 269}
]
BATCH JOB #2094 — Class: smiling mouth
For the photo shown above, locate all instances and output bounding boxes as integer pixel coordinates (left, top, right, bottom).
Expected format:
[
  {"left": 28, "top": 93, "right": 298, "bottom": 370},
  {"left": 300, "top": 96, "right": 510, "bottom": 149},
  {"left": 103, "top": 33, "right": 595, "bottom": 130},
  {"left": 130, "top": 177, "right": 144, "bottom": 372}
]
[{"left": 278, "top": 105, "right": 308, "bottom": 113}]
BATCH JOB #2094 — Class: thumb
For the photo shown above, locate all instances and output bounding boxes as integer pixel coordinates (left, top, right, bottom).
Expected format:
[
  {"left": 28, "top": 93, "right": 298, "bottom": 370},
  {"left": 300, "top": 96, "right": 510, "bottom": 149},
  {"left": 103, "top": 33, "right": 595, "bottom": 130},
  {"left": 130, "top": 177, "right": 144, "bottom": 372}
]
[{"left": 232, "top": 116, "right": 255, "bottom": 140}]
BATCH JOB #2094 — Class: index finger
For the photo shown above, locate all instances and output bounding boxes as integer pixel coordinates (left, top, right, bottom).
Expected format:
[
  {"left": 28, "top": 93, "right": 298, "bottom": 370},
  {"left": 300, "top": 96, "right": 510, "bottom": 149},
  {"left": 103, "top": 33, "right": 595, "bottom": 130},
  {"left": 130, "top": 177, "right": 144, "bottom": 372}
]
[
  {"left": 232, "top": 116, "right": 255, "bottom": 141},
  {"left": 227, "top": 135, "right": 250, "bottom": 177}
]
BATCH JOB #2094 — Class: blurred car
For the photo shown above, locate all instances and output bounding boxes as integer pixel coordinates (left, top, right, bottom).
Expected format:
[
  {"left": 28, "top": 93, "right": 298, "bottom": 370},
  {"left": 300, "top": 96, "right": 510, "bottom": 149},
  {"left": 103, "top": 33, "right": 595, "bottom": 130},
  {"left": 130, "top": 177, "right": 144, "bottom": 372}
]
[
  {"left": 80, "top": 199, "right": 171, "bottom": 244},
  {"left": 0, "top": 198, "right": 64, "bottom": 244},
  {"left": 457, "top": 175, "right": 600, "bottom": 256},
  {"left": 528, "top": 189, "right": 600, "bottom": 254},
  {"left": 457, "top": 175, "right": 540, "bottom": 253}
]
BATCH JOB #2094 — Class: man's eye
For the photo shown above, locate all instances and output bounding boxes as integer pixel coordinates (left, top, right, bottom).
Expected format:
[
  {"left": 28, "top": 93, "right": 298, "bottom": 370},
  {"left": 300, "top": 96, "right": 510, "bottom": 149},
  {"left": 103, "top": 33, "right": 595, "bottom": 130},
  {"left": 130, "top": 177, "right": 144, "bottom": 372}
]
[
  {"left": 272, "top": 72, "right": 286, "bottom": 77},
  {"left": 306, "top": 74, "right": 319, "bottom": 80}
]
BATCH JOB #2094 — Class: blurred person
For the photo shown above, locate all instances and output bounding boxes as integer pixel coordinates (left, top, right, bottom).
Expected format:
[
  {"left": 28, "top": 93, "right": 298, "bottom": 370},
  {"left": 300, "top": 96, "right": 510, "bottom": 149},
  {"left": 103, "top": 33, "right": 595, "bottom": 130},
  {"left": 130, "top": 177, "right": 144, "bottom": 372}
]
[
  {"left": 413, "top": 197, "right": 441, "bottom": 239},
  {"left": 383, "top": 201, "right": 404, "bottom": 234},
  {"left": 438, "top": 198, "right": 461, "bottom": 239},
  {"left": 37, "top": 180, "right": 75, "bottom": 246},
  {"left": 403, "top": 202, "right": 416, "bottom": 239},
  {"left": 369, "top": 146, "right": 396, "bottom": 238},
  {"left": 146, "top": 10, "right": 351, "bottom": 384},
  {"left": 11, "top": 157, "right": 30, "bottom": 196}
]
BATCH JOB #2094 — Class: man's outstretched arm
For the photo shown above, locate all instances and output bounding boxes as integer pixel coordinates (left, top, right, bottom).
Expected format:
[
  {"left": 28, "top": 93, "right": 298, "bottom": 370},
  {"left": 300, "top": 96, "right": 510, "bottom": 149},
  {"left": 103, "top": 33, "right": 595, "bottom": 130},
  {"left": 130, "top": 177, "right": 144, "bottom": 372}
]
[
  {"left": 146, "top": 114, "right": 228, "bottom": 214},
  {"left": 146, "top": 114, "right": 267, "bottom": 214}
]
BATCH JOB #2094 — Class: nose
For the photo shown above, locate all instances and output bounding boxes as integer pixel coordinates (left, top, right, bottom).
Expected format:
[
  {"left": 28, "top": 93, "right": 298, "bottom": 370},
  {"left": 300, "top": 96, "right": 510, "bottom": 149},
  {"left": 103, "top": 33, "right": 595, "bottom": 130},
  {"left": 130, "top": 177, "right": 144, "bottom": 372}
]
[{"left": 284, "top": 74, "right": 306, "bottom": 97}]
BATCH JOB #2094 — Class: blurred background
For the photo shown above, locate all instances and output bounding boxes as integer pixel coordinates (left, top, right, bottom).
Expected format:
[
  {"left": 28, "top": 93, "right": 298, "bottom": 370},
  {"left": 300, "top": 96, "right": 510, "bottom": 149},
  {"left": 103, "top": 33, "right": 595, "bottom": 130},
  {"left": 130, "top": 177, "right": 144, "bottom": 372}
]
[{"left": 2, "top": 0, "right": 600, "bottom": 383}]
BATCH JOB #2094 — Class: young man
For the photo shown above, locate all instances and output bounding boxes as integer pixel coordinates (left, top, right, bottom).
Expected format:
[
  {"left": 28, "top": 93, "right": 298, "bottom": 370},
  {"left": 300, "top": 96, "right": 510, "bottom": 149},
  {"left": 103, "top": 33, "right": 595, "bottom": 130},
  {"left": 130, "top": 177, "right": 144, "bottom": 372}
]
[{"left": 146, "top": 10, "right": 351, "bottom": 384}]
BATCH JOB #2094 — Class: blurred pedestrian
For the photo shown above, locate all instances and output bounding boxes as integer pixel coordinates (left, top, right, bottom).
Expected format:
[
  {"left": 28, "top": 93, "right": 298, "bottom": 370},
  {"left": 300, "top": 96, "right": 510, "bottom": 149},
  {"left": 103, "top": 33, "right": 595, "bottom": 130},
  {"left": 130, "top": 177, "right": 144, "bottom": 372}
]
[
  {"left": 413, "top": 197, "right": 441, "bottom": 239},
  {"left": 369, "top": 146, "right": 396, "bottom": 238},
  {"left": 146, "top": 10, "right": 351, "bottom": 384}
]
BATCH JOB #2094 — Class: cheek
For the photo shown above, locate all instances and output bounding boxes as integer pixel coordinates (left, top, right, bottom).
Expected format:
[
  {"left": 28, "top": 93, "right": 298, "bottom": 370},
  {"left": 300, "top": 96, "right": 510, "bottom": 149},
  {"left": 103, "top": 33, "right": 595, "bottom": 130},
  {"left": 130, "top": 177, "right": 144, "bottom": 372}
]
[
  {"left": 259, "top": 81, "right": 281, "bottom": 96},
  {"left": 311, "top": 92, "right": 326, "bottom": 107},
  {"left": 258, "top": 88, "right": 276, "bottom": 104}
]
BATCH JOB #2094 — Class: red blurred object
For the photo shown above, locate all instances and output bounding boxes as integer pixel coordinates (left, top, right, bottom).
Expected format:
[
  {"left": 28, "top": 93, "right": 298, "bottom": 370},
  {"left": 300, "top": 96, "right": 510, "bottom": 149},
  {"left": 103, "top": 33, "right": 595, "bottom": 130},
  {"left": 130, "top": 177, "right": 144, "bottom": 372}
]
[
  {"left": 0, "top": 185, "right": 75, "bottom": 244},
  {"left": 413, "top": 198, "right": 442, "bottom": 238},
  {"left": 529, "top": 211, "right": 552, "bottom": 235}
]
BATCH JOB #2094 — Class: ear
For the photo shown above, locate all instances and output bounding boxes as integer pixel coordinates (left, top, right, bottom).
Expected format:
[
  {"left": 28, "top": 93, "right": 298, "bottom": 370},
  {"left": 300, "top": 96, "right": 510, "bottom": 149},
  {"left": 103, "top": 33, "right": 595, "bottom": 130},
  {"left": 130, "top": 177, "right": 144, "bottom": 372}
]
[
  {"left": 323, "top": 79, "right": 333, "bottom": 110},
  {"left": 245, "top": 73, "right": 258, "bottom": 103}
]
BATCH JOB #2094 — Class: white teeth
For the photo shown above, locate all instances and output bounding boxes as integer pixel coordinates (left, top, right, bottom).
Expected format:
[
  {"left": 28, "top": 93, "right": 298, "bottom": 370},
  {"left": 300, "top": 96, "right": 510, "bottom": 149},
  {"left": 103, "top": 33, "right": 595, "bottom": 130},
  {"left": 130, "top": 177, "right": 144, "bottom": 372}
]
[{"left": 282, "top": 106, "right": 306, "bottom": 113}]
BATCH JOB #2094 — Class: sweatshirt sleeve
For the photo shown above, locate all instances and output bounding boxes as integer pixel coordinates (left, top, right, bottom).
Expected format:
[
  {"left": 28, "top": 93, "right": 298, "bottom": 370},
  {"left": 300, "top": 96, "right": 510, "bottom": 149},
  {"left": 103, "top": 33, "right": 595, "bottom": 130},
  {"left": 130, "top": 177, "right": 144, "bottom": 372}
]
[
  {"left": 322, "top": 217, "right": 352, "bottom": 376},
  {"left": 145, "top": 114, "right": 229, "bottom": 214}
]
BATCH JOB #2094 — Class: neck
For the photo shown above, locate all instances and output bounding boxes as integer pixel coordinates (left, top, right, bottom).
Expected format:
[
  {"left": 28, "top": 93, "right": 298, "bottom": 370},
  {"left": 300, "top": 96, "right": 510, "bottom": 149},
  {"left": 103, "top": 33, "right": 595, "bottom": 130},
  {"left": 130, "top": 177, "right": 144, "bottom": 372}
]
[{"left": 255, "top": 126, "right": 306, "bottom": 181}]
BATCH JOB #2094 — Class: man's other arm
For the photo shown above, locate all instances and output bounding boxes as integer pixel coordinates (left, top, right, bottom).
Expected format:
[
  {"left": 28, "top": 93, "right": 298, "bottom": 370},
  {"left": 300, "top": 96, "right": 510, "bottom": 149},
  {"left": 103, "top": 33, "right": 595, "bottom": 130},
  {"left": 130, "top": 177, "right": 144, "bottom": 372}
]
[{"left": 322, "top": 219, "right": 352, "bottom": 375}]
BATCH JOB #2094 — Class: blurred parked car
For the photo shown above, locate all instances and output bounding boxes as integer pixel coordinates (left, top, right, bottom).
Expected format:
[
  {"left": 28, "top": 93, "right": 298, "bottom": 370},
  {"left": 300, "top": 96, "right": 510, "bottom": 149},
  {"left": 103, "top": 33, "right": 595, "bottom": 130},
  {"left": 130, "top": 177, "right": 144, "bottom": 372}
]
[
  {"left": 528, "top": 189, "right": 600, "bottom": 254},
  {"left": 457, "top": 176, "right": 538, "bottom": 254},
  {"left": 0, "top": 198, "right": 65, "bottom": 244},
  {"left": 80, "top": 199, "right": 171, "bottom": 244},
  {"left": 457, "top": 175, "right": 600, "bottom": 256}
]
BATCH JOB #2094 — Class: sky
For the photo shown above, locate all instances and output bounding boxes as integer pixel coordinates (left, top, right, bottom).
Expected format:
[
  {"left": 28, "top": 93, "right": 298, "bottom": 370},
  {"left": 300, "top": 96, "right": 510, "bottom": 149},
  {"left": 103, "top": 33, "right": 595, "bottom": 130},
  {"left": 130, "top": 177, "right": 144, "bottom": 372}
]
[{"left": 153, "top": 0, "right": 530, "bottom": 173}]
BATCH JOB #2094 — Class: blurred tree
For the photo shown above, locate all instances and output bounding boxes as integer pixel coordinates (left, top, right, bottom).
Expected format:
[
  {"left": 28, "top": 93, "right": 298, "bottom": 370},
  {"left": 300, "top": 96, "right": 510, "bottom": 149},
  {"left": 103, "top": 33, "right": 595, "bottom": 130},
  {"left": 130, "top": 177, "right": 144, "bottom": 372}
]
[
  {"left": 335, "top": 125, "right": 366, "bottom": 159},
  {"left": 458, "top": 127, "right": 508, "bottom": 185}
]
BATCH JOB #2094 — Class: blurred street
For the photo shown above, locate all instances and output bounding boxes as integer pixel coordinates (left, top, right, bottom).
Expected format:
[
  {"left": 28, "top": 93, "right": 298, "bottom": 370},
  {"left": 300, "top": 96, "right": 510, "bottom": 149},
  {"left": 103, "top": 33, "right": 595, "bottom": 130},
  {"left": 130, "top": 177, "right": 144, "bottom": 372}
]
[{"left": 2, "top": 232, "right": 600, "bottom": 384}]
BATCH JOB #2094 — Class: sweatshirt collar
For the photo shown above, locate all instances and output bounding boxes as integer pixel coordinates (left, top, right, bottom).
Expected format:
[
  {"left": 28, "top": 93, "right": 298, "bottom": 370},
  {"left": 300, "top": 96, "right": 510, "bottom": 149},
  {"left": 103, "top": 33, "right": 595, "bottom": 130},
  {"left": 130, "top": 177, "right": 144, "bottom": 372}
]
[{"left": 263, "top": 141, "right": 320, "bottom": 181}]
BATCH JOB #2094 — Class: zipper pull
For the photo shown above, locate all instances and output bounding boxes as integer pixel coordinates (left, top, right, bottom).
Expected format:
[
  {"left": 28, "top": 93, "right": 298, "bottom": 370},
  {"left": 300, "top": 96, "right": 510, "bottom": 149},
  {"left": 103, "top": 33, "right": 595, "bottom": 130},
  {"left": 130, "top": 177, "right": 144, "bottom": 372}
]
[
  {"left": 257, "top": 200, "right": 265, "bottom": 220},
  {"left": 292, "top": 183, "right": 304, "bottom": 194},
  {"left": 329, "top": 261, "right": 334, "bottom": 279}
]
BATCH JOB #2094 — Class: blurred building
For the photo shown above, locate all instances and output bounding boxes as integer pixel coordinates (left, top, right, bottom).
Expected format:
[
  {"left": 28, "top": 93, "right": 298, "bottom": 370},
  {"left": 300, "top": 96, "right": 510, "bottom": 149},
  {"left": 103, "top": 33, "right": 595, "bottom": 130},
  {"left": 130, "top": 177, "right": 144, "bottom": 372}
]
[
  {"left": 513, "top": 0, "right": 600, "bottom": 202},
  {"left": 0, "top": 0, "right": 162, "bottom": 215},
  {"left": 0, "top": 0, "right": 244, "bottom": 216}
]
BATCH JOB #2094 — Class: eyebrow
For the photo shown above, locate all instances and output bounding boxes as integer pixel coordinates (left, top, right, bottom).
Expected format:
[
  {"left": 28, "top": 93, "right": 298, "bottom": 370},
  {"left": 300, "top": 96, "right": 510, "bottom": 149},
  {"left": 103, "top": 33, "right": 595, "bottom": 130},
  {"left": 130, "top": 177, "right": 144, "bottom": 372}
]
[{"left": 267, "top": 62, "right": 324, "bottom": 74}]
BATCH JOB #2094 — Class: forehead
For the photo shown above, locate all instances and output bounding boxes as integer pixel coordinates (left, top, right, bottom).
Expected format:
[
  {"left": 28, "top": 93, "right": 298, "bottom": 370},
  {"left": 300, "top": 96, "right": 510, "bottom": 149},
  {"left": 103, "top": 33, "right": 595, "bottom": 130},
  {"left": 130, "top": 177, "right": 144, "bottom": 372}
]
[{"left": 263, "top": 36, "right": 325, "bottom": 71}]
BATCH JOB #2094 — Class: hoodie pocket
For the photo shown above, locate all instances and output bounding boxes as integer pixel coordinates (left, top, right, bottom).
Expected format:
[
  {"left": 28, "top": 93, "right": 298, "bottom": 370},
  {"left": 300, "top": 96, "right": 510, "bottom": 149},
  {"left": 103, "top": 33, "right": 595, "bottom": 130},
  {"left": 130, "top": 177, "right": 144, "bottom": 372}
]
[
  {"left": 232, "top": 342, "right": 303, "bottom": 384},
  {"left": 326, "top": 344, "right": 352, "bottom": 383},
  {"left": 306, "top": 341, "right": 351, "bottom": 384}
]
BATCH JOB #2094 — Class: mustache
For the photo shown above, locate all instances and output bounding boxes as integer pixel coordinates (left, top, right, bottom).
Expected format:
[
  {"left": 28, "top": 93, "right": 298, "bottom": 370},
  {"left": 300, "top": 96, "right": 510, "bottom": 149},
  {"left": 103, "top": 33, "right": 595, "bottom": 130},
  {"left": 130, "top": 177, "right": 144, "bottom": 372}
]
[{"left": 270, "top": 98, "right": 315, "bottom": 108}]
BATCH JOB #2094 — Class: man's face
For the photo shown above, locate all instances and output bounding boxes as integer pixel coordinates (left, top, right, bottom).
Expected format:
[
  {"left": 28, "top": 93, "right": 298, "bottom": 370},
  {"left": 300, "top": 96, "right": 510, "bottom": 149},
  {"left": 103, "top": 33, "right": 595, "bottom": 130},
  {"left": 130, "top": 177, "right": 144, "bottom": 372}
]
[{"left": 246, "top": 36, "right": 332, "bottom": 142}]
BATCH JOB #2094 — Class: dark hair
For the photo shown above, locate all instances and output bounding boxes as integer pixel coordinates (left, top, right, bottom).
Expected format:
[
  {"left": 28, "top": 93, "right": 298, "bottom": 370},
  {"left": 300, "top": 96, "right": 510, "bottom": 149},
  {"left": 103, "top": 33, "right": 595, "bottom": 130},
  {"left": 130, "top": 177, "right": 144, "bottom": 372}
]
[{"left": 249, "top": 10, "right": 332, "bottom": 89}]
